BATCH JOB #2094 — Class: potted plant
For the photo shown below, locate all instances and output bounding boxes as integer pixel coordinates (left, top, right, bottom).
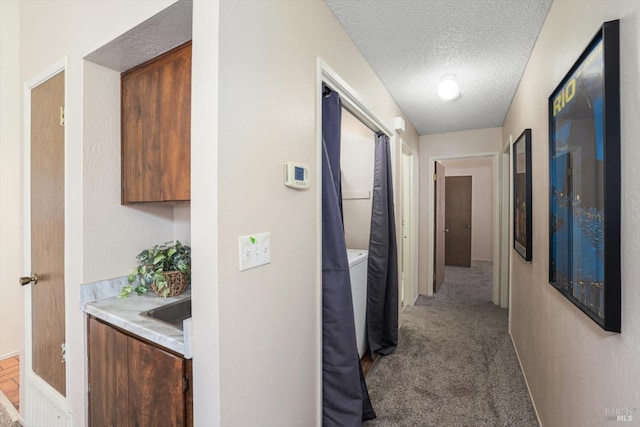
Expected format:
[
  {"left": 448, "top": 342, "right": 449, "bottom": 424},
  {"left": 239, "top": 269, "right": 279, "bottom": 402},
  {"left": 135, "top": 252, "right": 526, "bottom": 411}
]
[{"left": 119, "top": 240, "right": 191, "bottom": 298}]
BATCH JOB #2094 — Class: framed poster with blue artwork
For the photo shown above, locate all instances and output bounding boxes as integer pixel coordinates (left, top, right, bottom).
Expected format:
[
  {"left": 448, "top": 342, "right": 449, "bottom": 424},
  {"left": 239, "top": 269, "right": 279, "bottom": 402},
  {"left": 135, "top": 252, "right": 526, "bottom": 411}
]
[{"left": 548, "top": 19, "right": 621, "bottom": 332}]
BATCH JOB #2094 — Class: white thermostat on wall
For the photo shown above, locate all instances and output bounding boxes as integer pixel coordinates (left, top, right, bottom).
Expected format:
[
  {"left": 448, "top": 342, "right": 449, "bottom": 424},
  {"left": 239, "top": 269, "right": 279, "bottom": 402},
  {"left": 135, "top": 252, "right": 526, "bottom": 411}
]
[{"left": 284, "top": 162, "right": 309, "bottom": 190}]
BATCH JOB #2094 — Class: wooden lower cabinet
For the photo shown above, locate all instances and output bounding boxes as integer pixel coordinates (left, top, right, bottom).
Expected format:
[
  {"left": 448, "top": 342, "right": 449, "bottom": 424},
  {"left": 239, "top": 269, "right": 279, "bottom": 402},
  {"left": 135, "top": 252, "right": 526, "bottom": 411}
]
[{"left": 88, "top": 316, "right": 192, "bottom": 426}]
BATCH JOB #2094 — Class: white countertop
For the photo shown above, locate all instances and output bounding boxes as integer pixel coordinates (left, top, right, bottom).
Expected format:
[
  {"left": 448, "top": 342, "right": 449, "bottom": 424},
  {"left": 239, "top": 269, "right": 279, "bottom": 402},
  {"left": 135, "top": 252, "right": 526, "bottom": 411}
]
[{"left": 84, "top": 290, "right": 191, "bottom": 357}]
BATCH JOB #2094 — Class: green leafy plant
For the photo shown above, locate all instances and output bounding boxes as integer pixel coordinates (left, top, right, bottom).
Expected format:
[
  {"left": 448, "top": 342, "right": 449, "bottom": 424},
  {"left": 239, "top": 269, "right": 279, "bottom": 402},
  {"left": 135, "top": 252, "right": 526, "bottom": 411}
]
[{"left": 119, "top": 240, "right": 191, "bottom": 298}]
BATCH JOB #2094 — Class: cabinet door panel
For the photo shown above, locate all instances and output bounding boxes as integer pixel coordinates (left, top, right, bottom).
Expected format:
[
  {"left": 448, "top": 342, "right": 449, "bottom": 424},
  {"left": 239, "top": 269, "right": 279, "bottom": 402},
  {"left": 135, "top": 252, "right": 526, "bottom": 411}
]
[
  {"left": 128, "top": 336, "right": 185, "bottom": 426},
  {"left": 160, "top": 43, "right": 191, "bottom": 201},
  {"left": 121, "top": 64, "right": 162, "bottom": 203},
  {"left": 88, "top": 317, "right": 128, "bottom": 427}
]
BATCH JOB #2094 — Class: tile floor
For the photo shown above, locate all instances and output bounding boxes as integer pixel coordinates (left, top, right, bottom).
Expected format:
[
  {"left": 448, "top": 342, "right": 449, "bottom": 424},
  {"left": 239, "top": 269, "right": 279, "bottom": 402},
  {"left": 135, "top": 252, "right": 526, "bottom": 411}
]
[{"left": 0, "top": 356, "right": 19, "bottom": 410}]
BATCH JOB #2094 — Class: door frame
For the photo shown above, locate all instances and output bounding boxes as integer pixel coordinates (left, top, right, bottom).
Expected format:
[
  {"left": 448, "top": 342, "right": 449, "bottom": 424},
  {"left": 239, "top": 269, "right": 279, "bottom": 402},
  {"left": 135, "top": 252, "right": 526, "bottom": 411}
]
[
  {"left": 22, "top": 57, "right": 70, "bottom": 413},
  {"left": 433, "top": 161, "right": 446, "bottom": 293},
  {"left": 401, "top": 143, "right": 418, "bottom": 307},
  {"left": 426, "top": 151, "right": 501, "bottom": 302},
  {"left": 500, "top": 136, "right": 513, "bottom": 310},
  {"left": 316, "top": 58, "right": 395, "bottom": 425}
]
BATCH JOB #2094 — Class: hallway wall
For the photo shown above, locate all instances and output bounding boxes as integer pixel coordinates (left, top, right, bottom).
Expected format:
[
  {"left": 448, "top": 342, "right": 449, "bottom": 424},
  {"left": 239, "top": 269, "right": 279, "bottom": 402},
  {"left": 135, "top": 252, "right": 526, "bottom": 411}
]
[
  {"left": 216, "top": 1, "right": 419, "bottom": 424},
  {"left": 504, "top": 1, "right": 640, "bottom": 425}
]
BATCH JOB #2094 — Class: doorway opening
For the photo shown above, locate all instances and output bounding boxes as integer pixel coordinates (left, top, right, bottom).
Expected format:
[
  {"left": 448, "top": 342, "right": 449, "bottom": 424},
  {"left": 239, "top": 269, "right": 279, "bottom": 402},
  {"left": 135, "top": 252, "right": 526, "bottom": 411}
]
[
  {"left": 427, "top": 152, "right": 503, "bottom": 305},
  {"left": 318, "top": 60, "right": 403, "bottom": 424}
]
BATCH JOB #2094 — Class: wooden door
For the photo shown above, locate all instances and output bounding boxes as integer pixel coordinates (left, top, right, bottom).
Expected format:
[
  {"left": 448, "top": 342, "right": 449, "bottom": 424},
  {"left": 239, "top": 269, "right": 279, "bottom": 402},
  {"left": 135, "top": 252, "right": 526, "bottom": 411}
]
[
  {"left": 88, "top": 317, "right": 128, "bottom": 427},
  {"left": 445, "top": 176, "right": 472, "bottom": 267},
  {"left": 30, "top": 71, "right": 66, "bottom": 395},
  {"left": 129, "top": 335, "right": 185, "bottom": 426},
  {"left": 433, "top": 162, "right": 446, "bottom": 292}
]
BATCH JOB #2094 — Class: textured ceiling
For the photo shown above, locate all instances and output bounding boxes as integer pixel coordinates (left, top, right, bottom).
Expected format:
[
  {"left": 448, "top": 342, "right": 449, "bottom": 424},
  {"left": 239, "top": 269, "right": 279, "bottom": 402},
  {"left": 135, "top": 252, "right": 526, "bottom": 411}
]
[
  {"left": 85, "top": 0, "right": 192, "bottom": 72},
  {"left": 325, "top": 0, "right": 553, "bottom": 135}
]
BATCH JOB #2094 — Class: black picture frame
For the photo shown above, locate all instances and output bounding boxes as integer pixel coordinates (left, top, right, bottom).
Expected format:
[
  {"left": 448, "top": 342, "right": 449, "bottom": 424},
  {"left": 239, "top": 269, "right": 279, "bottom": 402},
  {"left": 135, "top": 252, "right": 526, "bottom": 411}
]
[
  {"left": 513, "top": 129, "right": 532, "bottom": 261},
  {"left": 548, "top": 20, "right": 621, "bottom": 332}
]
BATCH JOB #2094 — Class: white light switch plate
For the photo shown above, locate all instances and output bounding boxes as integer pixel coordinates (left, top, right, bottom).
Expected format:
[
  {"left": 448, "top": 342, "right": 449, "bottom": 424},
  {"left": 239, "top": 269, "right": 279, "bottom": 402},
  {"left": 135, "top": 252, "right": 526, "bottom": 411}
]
[{"left": 239, "top": 233, "right": 271, "bottom": 271}]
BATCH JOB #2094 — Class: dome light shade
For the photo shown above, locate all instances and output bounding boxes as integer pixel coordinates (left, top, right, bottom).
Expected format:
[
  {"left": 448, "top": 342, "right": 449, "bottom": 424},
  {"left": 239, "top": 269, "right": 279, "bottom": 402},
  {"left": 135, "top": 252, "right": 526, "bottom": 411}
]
[{"left": 438, "top": 77, "right": 460, "bottom": 101}]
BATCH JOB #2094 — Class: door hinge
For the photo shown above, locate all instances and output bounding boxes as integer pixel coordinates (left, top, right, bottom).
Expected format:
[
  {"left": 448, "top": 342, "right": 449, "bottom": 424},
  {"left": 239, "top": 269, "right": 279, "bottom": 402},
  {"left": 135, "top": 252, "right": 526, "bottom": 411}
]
[
  {"left": 433, "top": 174, "right": 437, "bottom": 181},
  {"left": 183, "top": 374, "right": 189, "bottom": 393},
  {"left": 61, "top": 342, "right": 67, "bottom": 364},
  {"left": 59, "top": 106, "right": 65, "bottom": 126}
]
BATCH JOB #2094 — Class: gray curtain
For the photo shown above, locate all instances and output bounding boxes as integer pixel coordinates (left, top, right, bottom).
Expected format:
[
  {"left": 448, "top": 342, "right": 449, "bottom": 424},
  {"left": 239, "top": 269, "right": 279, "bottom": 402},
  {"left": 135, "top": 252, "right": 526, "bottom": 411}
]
[
  {"left": 322, "top": 84, "right": 375, "bottom": 426},
  {"left": 367, "top": 133, "right": 399, "bottom": 356}
]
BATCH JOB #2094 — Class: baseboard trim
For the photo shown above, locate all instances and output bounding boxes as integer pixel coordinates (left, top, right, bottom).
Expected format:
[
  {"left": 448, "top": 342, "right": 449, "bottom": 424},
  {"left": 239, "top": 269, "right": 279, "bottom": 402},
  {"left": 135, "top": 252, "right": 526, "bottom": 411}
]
[
  {"left": 0, "top": 350, "right": 19, "bottom": 360},
  {"left": 510, "top": 332, "right": 543, "bottom": 427},
  {"left": 0, "top": 389, "right": 21, "bottom": 424}
]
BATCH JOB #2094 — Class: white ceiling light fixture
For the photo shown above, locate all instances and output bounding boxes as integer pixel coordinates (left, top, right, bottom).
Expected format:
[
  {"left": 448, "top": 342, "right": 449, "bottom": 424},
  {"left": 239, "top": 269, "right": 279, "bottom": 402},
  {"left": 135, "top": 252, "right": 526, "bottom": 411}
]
[{"left": 437, "top": 75, "right": 461, "bottom": 101}]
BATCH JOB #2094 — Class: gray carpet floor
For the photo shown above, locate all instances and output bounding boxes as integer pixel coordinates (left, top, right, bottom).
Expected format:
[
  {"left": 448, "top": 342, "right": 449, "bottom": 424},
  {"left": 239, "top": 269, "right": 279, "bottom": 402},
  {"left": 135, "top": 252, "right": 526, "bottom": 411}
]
[{"left": 365, "top": 262, "right": 538, "bottom": 427}]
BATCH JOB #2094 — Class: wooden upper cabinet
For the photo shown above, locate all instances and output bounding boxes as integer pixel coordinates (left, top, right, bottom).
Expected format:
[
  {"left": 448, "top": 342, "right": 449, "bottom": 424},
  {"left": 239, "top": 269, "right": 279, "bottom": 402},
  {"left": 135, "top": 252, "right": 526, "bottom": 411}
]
[{"left": 121, "top": 41, "right": 191, "bottom": 204}]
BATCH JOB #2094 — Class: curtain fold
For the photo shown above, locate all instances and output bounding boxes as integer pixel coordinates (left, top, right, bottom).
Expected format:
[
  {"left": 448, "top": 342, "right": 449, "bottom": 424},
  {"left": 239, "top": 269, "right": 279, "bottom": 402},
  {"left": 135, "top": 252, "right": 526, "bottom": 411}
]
[
  {"left": 322, "top": 84, "right": 375, "bottom": 426},
  {"left": 366, "top": 133, "right": 399, "bottom": 356}
]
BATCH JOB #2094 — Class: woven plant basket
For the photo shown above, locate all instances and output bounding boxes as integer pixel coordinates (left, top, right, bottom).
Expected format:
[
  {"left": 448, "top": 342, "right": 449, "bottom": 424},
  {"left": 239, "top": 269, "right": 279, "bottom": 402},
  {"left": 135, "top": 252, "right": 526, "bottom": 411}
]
[{"left": 151, "top": 271, "right": 188, "bottom": 297}]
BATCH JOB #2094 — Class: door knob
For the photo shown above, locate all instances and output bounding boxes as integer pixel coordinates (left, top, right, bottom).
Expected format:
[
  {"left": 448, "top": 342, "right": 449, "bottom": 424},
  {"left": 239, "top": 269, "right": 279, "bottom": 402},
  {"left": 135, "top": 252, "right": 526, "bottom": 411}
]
[
  {"left": 466, "top": 225, "right": 472, "bottom": 229},
  {"left": 444, "top": 229, "right": 449, "bottom": 233},
  {"left": 20, "top": 274, "right": 38, "bottom": 286}
]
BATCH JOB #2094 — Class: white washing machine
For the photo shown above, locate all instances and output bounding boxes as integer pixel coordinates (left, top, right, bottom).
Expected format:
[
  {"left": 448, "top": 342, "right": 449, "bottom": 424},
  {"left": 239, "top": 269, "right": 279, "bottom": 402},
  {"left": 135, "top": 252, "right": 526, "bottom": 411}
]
[{"left": 347, "top": 248, "right": 368, "bottom": 358}]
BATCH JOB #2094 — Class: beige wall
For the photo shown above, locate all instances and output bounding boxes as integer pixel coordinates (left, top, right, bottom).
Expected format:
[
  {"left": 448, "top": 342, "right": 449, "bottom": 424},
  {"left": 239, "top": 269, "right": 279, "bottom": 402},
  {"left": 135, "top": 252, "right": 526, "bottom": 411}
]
[
  {"left": 503, "top": 1, "right": 640, "bottom": 425},
  {"left": 216, "top": 1, "right": 418, "bottom": 424},
  {"left": 341, "top": 109, "right": 375, "bottom": 250},
  {"left": 82, "top": 60, "right": 179, "bottom": 283},
  {"left": 418, "top": 127, "right": 501, "bottom": 294},
  {"left": 0, "top": 0, "right": 23, "bottom": 358},
  {"left": 440, "top": 157, "right": 494, "bottom": 261}
]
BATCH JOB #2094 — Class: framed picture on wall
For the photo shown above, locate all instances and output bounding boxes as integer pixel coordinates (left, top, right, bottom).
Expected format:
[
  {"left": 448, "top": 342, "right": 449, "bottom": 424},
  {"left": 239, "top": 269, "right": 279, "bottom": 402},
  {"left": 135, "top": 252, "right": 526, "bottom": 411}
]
[
  {"left": 513, "top": 129, "right": 532, "bottom": 261},
  {"left": 548, "top": 19, "right": 621, "bottom": 332}
]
